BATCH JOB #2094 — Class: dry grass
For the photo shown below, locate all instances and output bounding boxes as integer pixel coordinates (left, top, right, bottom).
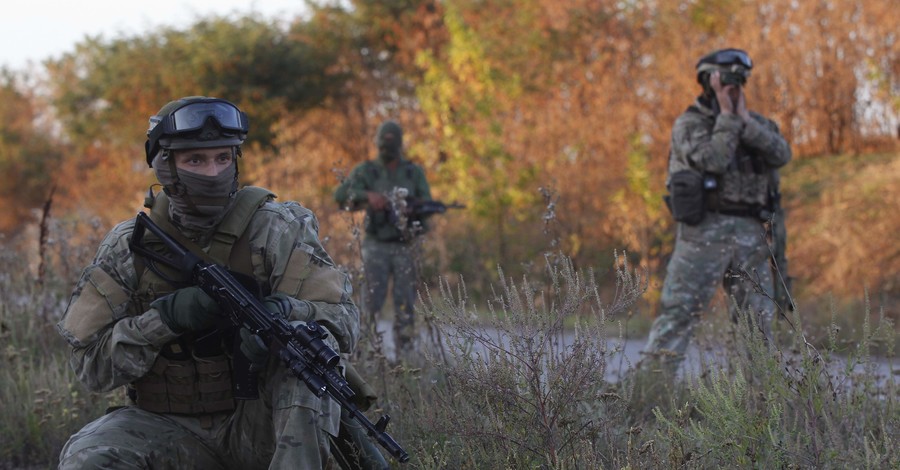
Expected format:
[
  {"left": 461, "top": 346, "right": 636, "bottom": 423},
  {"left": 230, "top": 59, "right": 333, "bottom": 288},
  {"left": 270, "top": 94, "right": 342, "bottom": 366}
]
[
  {"left": 2, "top": 151, "right": 898, "bottom": 468},
  {"left": 0, "top": 241, "right": 897, "bottom": 468}
]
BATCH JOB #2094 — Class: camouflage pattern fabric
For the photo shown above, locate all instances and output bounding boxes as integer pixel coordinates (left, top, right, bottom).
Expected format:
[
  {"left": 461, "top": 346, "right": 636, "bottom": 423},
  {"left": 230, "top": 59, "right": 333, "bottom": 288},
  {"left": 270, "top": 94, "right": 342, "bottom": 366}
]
[
  {"left": 330, "top": 408, "right": 390, "bottom": 470},
  {"left": 643, "top": 214, "right": 776, "bottom": 366},
  {"left": 665, "top": 101, "right": 791, "bottom": 184},
  {"left": 59, "top": 358, "right": 336, "bottom": 469},
  {"left": 361, "top": 238, "right": 418, "bottom": 351},
  {"left": 335, "top": 153, "right": 432, "bottom": 352},
  {"left": 56, "top": 197, "right": 359, "bottom": 469},
  {"left": 334, "top": 158, "right": 432, "bottom": 243},
  {"left": 643, "top": 97, "right": 791, "bottom": 372}
]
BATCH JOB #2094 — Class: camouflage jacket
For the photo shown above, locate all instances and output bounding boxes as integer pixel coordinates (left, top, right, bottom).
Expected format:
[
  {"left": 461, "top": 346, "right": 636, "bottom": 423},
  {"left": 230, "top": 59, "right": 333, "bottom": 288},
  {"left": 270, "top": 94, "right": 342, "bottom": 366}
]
[
  {"left": 668, "top": 98, "right": 791, "bottom": 209},
  {"left": 334, "top": 158, "right": 432, "bottom": 242},
  {"left": 57, "top": 197, "right": 360, "bottom": 393}
]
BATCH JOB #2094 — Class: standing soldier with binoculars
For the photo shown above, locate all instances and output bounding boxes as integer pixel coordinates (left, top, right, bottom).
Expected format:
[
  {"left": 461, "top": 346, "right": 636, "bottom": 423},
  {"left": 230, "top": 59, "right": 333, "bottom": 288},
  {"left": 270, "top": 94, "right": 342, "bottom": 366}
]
[{"left": 641, "top": 48, "right": 793, "bottom": 375}]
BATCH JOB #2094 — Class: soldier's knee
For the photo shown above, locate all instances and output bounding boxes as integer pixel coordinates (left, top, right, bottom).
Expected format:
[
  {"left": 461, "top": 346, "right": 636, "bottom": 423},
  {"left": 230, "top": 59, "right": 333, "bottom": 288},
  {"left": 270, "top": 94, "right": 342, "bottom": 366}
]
[{"left": 60, "top": 446, "right": 146, "bottom": 470}]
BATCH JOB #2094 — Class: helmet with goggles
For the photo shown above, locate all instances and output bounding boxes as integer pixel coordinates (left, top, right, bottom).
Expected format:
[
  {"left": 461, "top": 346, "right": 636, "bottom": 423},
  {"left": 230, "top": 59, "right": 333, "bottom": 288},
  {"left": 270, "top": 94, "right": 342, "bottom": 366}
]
[
  {"left": 696, "top": 48, "right": 753, "bottom": 86},
  {"left": 144, "top": 96, "right": 249, "bottom": 167}
]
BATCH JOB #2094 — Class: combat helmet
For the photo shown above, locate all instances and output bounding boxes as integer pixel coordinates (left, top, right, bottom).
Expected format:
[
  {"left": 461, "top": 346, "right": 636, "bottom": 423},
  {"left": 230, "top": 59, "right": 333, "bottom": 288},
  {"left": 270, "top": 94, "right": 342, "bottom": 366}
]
[
  {"left": 144, "top": 96, "right": 249, "bottom": 167},
  {"left": 695, "top": 48, "right": 753, "bottom": 87}
]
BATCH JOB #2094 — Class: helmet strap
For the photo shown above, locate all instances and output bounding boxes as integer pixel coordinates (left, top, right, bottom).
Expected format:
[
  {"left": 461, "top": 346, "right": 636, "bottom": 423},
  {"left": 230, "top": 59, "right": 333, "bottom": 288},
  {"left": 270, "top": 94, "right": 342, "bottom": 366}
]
[{"left": 143, "top": 183, "right": 162, "bottom": 209}]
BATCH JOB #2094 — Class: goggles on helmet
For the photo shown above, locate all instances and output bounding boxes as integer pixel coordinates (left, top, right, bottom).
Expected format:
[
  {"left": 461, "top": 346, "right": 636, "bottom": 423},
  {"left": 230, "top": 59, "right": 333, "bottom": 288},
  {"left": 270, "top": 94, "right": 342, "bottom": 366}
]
[
  {"left": 696, "top": 48, "right": 753, "bottom": 69},
  {"left": 148, "top": 99, "right": 248, "bottom": 137},
  {"left": 145, "top": 98, "right": 249, "bottom": 167}
]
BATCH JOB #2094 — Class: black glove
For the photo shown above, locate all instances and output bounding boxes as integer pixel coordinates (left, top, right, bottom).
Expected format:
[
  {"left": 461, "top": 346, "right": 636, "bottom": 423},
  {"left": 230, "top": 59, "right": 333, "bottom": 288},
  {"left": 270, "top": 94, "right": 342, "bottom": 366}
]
[
  {"left": 238, "top": 294, "right": 296, "bottom": 370},
  {"left": 239, "top": 327, "right": 269, "bottom": 371},
  {"left": 263, "top": 292, "right": 294, "bottom": 319},
  {"left": 152, "top": 286, "right": 222, "bottom": 333}
]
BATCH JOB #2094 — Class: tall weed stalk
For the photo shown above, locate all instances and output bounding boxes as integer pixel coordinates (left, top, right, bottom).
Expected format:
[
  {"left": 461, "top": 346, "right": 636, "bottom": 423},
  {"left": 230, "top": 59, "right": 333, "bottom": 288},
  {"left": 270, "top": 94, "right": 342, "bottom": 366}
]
[
  {"left": 0, "top": 244, "right": 119, "bottom": 469},
  {"left": 410, "top": 253, "right": 646, "bottom": 468},
  {"left": 652, "top": 300, "right": 897, "bottom": 469}
]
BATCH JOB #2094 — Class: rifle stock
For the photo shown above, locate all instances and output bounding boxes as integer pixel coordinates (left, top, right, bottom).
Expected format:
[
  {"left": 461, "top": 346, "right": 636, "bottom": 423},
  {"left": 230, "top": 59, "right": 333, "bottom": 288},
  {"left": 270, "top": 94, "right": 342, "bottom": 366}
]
[{"left": 129, "top": 212, "right": 410, "bottom": 463}]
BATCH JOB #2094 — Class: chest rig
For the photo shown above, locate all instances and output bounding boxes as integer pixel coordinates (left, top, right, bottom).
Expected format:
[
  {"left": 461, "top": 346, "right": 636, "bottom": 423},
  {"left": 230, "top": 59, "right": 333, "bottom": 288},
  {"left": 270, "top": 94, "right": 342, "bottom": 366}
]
[
  {"left": 129, "top": 187, "right": 274, "bottom": 415},
  {"left": 688, "top": 105, "right": 776, "bottom": 218},
  {"left": 363, "top": 160, "right": 420, "bottom": 242}
]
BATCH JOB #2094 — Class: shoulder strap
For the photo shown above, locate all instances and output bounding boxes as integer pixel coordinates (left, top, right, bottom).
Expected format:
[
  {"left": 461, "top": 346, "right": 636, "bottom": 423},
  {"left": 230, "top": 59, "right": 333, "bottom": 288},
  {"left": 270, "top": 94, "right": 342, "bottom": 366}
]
[
  {"left": 207, "top": 186, "right": 276, "bottom": 269},
  {"left": 134, "top": 187, "right": 275, "bottom": 281},
  {"left": 131, "top": 193, "right": 215, "bottom": 287}
]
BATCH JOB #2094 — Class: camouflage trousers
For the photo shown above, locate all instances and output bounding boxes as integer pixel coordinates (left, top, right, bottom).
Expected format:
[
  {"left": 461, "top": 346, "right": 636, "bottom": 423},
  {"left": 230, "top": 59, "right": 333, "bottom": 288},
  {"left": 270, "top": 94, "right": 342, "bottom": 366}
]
[
  {"left": 362, "top": 238, "right": 418, "bottom": 351},
  {"left": 642, "top": 213, "right": 776, "bottom": 373},
  {"left": 58, "top": 350, "right": 341, "bottom": 470}
]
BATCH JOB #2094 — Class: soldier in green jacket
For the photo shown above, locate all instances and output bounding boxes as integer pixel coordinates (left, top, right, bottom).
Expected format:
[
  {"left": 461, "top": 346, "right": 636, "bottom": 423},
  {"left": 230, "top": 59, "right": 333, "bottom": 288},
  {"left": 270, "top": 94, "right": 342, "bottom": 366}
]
[
  {"left": 641, "top": 49, "right": 792, "bottom": 374},
  {"left": 334, "top": 120, "right": 432, "bottom": 353},
  {"left": 57, "top": 96, "right": 360, "bottom": 469}
]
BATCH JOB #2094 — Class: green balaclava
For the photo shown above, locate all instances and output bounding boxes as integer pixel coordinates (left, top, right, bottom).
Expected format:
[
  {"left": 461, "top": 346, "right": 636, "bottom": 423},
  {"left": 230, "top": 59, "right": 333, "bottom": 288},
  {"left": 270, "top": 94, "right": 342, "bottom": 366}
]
[
  {"left": 146, "top": 97, "right": 247, "bottom": 235},
  {"left": 376, "top": 120, "right": 403, "bottom": 164},
  {"left": 152, "top": 151, "right": 239, "bottom": 235}
]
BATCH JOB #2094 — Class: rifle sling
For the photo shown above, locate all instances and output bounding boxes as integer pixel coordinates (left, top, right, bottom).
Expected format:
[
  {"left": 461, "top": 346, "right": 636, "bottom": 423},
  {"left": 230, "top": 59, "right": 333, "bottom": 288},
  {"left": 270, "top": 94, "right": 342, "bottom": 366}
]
[{"left": 135, "top": 187, "right": 275, "bottom": 276}]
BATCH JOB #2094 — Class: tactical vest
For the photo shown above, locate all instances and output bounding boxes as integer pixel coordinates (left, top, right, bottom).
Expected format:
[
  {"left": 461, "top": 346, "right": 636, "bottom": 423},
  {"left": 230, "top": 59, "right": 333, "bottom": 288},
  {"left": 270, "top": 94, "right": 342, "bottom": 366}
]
[
  {"left": 363, "top": 160, "right": 420, "bottom": 242},
  {"left": 129, "top": 187, "right": 275, "bottom": 415},
  {"left": 686, "top": 105, "right": 776, "bottom": 217}
]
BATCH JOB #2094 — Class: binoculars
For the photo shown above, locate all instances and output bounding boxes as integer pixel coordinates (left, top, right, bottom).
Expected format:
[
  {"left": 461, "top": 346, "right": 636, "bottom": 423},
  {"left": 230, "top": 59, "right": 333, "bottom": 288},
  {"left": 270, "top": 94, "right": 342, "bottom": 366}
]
[{"left": 720, "top": 71, "right": 748, "bottom": 86}]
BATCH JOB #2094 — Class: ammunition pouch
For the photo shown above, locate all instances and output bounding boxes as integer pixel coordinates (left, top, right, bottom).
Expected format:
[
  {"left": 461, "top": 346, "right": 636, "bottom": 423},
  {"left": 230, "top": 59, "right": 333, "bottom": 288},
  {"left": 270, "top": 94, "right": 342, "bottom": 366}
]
[
  {"left": 719, "top": 172, "right": 769, "bottom": 207},
  {"left": 665, "top": 169, "right": 706, "bottom": 225},
  {"left": 130, "top": 333, "right": 236, "bottom": 415}
]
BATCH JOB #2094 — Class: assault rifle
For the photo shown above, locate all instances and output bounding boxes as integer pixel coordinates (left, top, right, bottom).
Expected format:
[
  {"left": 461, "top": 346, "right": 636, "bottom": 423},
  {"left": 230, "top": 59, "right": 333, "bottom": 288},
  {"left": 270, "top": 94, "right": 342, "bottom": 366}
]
[
  {"left": 769, "top": 195, "right": 794, "bottom": 312},
  {"left": 407, "top": 199, "right": 466, "bottom": 217},
  {"left": 385, "top": 187, "right": 465, "bottom": 241},
  {"left": 128, "top": 212, "right": 410, "bottom": 463}
]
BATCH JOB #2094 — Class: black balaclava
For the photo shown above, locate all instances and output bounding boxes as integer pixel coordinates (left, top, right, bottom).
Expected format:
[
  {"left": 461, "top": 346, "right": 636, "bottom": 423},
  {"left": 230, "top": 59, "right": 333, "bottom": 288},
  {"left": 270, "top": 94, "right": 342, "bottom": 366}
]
[{"left": 376, "top": 120, "right": 403, "bottom": 164}]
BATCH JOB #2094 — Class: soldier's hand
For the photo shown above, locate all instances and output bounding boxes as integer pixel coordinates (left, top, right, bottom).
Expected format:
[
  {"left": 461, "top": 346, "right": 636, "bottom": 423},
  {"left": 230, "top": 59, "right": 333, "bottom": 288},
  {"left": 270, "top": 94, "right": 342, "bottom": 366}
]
[
  {"left": 736, "top": 89, "right": 751, "bottom": 121},
  {"left": 710, "top": 71, "right": 737, "bottom": 114},
  {"left": 239, "top": 327, "right": 269, "bottom": 371},
  {"left": 263, "top": 293, "right": 294, "bottom": 319},
  {"left": 366, "top": 191, "right": 389, "bottom": 210},
  {"left": 152, "top": 286, "right": 223, "bottom": 333}
]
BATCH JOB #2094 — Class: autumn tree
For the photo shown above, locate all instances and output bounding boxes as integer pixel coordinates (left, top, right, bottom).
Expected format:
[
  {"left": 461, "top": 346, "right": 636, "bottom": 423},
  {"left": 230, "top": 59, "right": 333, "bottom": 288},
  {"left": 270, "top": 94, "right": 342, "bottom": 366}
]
[
  {"left": 44, "top": 15, "right": 345, "bottom": 227},
  {"left": 11, "top": 0, "right": 895, "bottom": 304},
  {"left": 0, "top": 70, "right": 64, "bottom": 234}
]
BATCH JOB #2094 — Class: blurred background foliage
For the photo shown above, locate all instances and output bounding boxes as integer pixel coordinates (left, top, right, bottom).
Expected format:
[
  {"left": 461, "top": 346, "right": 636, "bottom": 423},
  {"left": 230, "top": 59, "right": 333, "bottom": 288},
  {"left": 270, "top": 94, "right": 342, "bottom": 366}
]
[{"left": 0, "top": 0, "right": 897, "bottom": 324}]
